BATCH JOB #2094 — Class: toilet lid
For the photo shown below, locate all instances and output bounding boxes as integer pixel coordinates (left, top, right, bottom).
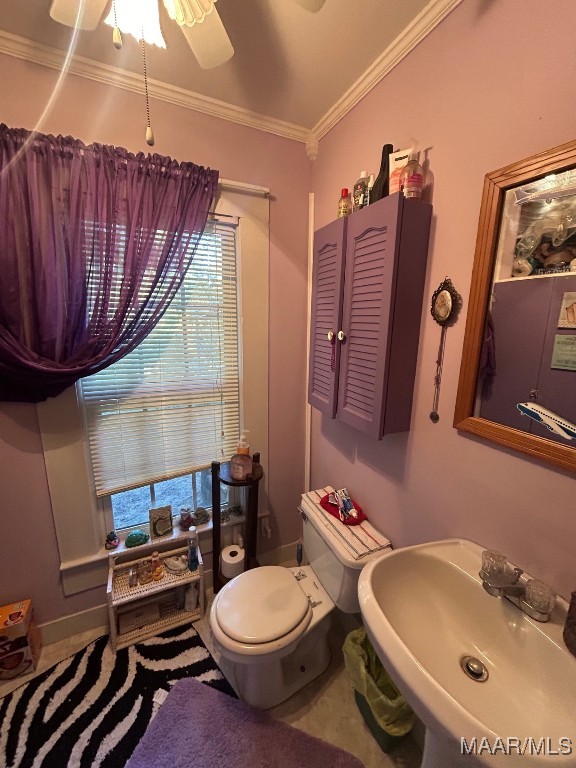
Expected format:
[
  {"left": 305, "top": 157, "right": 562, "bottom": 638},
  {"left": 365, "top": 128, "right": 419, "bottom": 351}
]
[{"left": 215, "top": 566, "right": 310, "bottom": 644}]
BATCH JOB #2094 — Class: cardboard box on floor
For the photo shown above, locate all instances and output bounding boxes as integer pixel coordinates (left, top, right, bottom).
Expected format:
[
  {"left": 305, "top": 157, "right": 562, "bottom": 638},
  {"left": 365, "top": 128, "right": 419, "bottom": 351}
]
[{"left": 0, "top": 599, "right": 42, "bottom": 680}]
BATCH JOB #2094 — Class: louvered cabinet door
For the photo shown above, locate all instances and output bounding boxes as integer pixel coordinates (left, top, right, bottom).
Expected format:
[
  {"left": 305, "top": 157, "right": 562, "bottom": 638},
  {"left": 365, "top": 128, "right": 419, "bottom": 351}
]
[
  {"left": 308, "top": 217, "right": 347, "bottom": 417},
  {"left": 337, "top": 195, "right": 432, "bottom": 437},
  {"left": 336, "top": 195, "right": 401, "bottom": 436}
]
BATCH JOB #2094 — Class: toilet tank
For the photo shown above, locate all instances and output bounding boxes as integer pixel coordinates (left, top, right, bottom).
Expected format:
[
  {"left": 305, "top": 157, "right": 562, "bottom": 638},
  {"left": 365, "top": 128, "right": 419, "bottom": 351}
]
[{"left": 300, "top": 499, "right": 391, "bottom": 613}]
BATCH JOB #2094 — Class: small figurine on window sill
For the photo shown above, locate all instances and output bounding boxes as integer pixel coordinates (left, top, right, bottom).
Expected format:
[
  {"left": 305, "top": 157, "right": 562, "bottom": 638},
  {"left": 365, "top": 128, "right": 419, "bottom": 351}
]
[
  {"left": 125, "top": 529, "right": 149, "bottom": 548},
  {"left": 178, "top": 507, "right": 194, "bottom": 531},
  {"left": 105, "top": 531, "right": 120, "bottom": 550},
  {"left": 193, "top": 506, "right": 210, "bottom": 526}
]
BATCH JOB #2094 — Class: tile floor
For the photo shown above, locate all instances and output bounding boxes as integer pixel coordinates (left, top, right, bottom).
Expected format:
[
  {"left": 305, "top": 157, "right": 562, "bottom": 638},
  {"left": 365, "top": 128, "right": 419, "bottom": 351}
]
[{"left": 0, "top": 599, "right": 423, "bottom": 768}]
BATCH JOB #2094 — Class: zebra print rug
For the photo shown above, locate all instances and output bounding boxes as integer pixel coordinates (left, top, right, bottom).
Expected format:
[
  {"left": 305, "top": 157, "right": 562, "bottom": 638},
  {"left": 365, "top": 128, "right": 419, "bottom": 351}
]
[{"left": 0, "top": 624, "right": 235, "bottom": 768}]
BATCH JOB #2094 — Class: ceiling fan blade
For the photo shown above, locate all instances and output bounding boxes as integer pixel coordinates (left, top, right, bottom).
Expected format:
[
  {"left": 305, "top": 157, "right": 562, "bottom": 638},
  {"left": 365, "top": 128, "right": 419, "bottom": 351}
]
[
  {"left": 163, "top": 0, "right": 214, "bottom": 26},
  {"left": 49, "top": 0, "right": 110, "bottom": 31},
  {"left": 177, "top": 7, "right": 234, "bottom": 69},
  {"left": 291, "top": 0, "right": 326, "bottom": 11}
]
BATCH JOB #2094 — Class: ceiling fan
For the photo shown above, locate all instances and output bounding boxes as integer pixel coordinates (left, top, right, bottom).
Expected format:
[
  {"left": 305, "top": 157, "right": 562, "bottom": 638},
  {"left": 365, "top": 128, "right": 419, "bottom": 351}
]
[
  {"left": 49, "top": 0, "right": 325, "bottom": 145},
  {"left": 49, "top": 0, "right": 326, "bottom": 70}
]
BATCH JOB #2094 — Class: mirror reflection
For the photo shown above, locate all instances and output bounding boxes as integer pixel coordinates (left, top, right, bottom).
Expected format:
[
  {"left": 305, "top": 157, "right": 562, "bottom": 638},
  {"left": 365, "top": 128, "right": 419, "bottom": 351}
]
[
  {"left": 478, "top": 168, "right": 576, "bottom": 443},
  {"left": 454, "top": 140, "right": 576, "bottom": 472}
]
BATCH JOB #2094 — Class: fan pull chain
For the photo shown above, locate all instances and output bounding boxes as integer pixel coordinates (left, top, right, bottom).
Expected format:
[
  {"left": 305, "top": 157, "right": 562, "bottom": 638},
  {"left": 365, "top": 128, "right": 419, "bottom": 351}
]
[
  {"left": 142, "top": 33, "right": 155, "bottom": 146},
  {"left": 112, "top": 1, "right": 122, "bottom": 49}
]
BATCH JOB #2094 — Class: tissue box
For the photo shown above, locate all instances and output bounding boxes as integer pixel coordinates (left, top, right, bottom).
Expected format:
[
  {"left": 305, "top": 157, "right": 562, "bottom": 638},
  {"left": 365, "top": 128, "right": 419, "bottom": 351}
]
[{"left": 0, "top": 599, "right": 42, "bottom": 680}]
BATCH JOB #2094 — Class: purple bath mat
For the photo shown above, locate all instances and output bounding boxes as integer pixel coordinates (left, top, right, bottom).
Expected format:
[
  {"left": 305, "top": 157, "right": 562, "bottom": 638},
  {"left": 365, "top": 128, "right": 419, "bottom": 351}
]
[{"left": 126, "top": 676, "right": 364, "bottom": 768}]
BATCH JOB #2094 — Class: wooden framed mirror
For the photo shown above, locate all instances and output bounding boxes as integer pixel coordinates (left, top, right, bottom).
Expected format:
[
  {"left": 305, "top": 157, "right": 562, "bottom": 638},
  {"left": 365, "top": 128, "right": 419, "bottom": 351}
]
[{"left": 454, "top": 139, "right": 576, "bottom": 473}]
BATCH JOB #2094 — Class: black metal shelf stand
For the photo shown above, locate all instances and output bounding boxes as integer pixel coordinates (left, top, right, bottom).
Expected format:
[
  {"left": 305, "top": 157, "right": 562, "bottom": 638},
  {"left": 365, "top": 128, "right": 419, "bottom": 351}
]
[{"left": 211, "top": 452, "right": 263, "bottom": 593}]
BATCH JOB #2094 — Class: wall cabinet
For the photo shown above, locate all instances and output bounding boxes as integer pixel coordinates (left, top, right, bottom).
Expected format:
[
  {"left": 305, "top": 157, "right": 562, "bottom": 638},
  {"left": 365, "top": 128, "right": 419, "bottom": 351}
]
[{"left": 308, "top": 193, "right": 432, "bottom": 438}]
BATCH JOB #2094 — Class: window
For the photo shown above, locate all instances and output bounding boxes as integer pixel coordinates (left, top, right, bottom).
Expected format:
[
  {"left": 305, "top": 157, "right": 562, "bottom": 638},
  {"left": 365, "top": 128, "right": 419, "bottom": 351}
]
[
  {"left": 109, "top": 470, "right": 224, "bottom": 530},
  {"left": 38, "top": 185, "right": 269, "bottom": 596},
  {"left": 79, "top": 219, "right": 239, "bottom": 531}
]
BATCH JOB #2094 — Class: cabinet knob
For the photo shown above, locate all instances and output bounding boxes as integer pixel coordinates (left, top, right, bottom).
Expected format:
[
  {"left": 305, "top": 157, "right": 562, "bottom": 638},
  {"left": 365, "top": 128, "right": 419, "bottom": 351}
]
[
  {"left": 337, "top": 330, "right": 346, "bottom": 342},
  {"left": 327, "top": 331, "right": 335, "bottom": 341}
]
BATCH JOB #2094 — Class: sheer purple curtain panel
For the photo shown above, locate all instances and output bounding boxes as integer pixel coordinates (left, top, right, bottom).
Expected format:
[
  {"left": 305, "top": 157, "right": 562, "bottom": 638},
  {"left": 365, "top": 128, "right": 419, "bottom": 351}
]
[{"left": 0, "top": 124, "right": 219, "bottom": 402}]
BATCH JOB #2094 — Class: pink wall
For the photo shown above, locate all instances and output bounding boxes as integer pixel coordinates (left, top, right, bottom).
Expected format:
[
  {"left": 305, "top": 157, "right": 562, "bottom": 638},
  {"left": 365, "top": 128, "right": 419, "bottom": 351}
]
[
  {"left": 0, "top": 54, "right": 311, "bottom": 623},
  {"left": 2, "top": 0, "right": 576, "bottom": 629},
  {"left": 311, "top": 0, "right": 576, "bottom": 600}
]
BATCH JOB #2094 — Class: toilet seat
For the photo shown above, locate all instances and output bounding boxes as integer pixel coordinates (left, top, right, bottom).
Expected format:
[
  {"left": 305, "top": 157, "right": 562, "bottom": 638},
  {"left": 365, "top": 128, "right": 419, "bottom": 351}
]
[
  {"left": 216, "top": 566, "right": 310, "bottom": 643},
  {"left": 211, "top": 566, "right": 313, "bottom": 658}
]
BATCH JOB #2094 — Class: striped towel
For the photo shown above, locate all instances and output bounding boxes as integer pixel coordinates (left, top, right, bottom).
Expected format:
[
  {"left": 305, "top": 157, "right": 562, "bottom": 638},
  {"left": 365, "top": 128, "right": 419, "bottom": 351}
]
[{"left": 301, "top": 486, "right": 392, "bottom": 561}]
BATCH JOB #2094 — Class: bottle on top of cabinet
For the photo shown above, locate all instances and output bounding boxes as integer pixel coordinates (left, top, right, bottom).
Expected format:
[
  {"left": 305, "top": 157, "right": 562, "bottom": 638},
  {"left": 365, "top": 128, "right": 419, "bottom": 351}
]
[
  {"left": 400, "top": 151, "right": 424, "bottom": 198},
  {"left": 364, "top": 174, "right": 375, "bottom": 206},
  {"left": 370, "top": 143, "right": 394, "bottom": 204},
  {"left": 337, "top": 188, "right": 352, "bottom": 218},
  {"left": 389, "top": 148, "right": 411, "bottom": 195},
  {"left": 352, "top": 171, "right": 370, "bottom": 211}
]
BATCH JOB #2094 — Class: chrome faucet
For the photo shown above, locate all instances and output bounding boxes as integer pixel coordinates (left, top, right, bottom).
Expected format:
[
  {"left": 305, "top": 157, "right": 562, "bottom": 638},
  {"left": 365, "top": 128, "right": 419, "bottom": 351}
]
[{"left": 480, "top": 550, "right": 556, "bottom": 622}]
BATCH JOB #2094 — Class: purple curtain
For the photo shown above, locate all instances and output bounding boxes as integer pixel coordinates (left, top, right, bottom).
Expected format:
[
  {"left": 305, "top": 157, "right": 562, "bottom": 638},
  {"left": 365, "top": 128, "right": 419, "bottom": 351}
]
[{"left": 0, "top": 124, "right": 219, "bottom": 402}]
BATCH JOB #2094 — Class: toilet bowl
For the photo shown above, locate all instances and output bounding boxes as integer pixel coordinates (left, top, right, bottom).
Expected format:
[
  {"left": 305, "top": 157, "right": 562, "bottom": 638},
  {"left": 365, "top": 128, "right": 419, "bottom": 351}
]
[
  {"left": 211, "top": 564, "right": 334, "bottom": 709},
  {"left": 209, "top": 487, "right": 391, "bottom": 710}
]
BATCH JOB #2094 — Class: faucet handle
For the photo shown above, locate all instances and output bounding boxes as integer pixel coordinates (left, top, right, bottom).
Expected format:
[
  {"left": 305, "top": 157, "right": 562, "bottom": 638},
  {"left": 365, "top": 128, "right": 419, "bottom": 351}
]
[
  {"left": 480, "top": 550, "right": 524, "bottom": 591},
  {"left": 525, "top": 579, "right": 556, "bottom": 615},
  {"left": 481, "top": 550, "right": 508, "bottom": 583}
]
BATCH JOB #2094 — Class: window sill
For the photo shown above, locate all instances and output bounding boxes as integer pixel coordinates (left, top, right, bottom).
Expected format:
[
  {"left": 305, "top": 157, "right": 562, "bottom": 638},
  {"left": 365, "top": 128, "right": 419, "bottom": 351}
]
[{"left": 61, "top": 510, "right": 269, "bottom": 595}]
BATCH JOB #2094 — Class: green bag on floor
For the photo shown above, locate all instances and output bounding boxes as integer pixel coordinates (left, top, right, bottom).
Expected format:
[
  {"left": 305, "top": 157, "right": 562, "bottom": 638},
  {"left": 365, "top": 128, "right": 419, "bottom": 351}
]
[{"left": 343, "top": 627, "right": 415, "bottom": 738}]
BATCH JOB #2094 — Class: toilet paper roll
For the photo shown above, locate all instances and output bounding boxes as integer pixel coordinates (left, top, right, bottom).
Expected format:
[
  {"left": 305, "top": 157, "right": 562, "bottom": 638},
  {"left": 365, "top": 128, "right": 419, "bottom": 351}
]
[{"left": 220, "top": 545, "right": 246, "bottom": 579}]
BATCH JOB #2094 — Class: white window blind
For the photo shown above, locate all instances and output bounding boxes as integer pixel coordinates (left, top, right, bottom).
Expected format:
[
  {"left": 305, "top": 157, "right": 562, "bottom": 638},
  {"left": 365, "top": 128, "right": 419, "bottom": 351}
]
[{"left": 79, "top": 218, "right": 240, "bottom": 497}]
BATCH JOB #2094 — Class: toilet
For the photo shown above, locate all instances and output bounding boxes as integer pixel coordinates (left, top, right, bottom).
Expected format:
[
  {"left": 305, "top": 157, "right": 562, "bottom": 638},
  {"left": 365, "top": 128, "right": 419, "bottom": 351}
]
[{"left": 209, "top": 488, "right": 391, "bottom": 709}]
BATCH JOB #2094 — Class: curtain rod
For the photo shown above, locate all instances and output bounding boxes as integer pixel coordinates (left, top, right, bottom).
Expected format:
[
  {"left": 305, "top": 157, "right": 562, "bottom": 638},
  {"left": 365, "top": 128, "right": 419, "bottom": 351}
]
[{"left": 219, "top": 178, "right": 270, "bottom": 198}]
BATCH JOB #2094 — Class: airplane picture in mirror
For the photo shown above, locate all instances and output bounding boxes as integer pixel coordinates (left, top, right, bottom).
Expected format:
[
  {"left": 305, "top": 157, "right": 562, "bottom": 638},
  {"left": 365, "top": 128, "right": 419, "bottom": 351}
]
[
  {"left": 454, "top": 140, "right": 576, "bottom": 473},
  {"left": 516, "top": 403, "right": 576, "bottom": 442}
]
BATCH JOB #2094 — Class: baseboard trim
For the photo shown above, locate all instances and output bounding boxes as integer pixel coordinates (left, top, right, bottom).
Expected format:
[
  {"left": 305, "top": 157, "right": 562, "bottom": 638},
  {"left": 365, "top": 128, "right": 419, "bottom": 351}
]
[{"left": 39, "top": 604, "right": 108, "bottom": 646}]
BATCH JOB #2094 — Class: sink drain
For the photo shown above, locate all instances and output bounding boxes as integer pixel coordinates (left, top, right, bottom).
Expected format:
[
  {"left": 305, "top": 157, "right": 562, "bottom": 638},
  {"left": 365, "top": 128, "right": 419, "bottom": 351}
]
[{"left": 460, "top": 655, "right": 489, "bottom": 682}]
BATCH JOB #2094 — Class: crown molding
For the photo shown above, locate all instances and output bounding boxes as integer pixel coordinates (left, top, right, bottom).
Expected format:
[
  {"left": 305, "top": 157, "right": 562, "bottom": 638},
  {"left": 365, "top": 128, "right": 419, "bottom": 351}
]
[
  {"left": 312, "top": 0, "right": 462, "bottom": 140},
  {"left": 0, "top": 29, "right": 310, "bottom": 144},
  {"left": 0, "top": 0, "right": 460, "bottom": 150}
]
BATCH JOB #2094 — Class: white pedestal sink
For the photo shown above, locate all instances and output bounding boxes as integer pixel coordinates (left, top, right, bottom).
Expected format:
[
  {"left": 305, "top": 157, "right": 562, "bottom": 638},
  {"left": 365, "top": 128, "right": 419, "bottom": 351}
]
[{"left": 358, "top": 539, "right": 576, "bottom": 767}]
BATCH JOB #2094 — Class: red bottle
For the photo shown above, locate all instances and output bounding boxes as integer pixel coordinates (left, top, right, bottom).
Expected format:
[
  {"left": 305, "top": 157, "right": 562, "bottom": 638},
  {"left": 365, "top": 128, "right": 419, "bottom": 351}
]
[{"left": 337, "top": 188, "right": 352, "bottom": 218}]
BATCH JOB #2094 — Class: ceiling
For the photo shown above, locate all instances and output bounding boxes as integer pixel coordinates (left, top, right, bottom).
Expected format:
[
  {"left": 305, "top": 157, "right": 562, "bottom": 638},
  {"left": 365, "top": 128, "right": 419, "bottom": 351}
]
[{"left": 0, "top": 0, "right": 458, "bottom": 141}]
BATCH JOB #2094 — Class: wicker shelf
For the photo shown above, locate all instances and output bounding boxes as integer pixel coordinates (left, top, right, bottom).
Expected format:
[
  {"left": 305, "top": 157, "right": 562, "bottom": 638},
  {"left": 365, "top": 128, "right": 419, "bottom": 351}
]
[{"left": 106, "top": 537, "right": 204, "bottom": 651}]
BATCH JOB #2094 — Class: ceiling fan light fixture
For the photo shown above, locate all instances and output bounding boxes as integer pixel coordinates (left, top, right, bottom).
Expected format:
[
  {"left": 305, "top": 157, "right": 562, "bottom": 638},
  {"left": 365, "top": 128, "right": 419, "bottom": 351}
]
[
  {"left": 49, "top": 0, "right": 110, "bottom": 31},
  {"left": 104, "top": 0, "right": 167, "bottom": 48}
]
